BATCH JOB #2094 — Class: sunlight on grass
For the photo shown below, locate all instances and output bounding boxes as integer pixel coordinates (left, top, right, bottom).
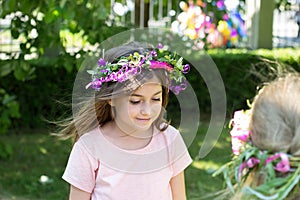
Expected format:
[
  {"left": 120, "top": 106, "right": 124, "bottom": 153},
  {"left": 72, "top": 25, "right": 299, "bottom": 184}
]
[
  {"left": 39, "top": 147, "right": 48, "bottom": 154},
  {"left": 192, "top": 160, "right": 221, "bottom": 171}
]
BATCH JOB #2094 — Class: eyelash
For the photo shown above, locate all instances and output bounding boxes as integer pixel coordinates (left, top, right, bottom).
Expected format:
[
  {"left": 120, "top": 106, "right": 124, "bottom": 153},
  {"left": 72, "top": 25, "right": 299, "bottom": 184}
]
[
  {"left": 129, "top": 98, "right": 161, "bottom": 105},
  {"left": 129, "top": 100, "right": 140, "bottom": 105}
]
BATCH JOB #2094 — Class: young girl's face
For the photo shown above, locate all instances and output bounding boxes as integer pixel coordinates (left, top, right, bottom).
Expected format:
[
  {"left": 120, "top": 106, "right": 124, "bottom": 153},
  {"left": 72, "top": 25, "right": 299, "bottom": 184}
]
[{"left": 111, "top": 78, "right": 163, "bottom": 134}]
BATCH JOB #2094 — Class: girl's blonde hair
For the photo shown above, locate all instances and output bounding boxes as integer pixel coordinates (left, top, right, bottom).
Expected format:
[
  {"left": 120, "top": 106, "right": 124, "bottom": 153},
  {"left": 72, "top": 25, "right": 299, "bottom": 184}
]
[
  {"left": 250, "top": 74, "right": 300, "bottom": 156},
  {"left": 56, "top": 42, "right": 170, "bottom": 141}
]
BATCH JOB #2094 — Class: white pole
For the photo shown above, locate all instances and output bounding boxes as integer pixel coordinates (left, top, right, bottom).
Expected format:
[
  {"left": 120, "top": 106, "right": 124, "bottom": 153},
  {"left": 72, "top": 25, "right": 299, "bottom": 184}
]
[
  {"left": 159, "top": 0, "right": 163, "bottom": 20},
  {"left": 140, "top": 0, "right": 144, "bottom": 27}
]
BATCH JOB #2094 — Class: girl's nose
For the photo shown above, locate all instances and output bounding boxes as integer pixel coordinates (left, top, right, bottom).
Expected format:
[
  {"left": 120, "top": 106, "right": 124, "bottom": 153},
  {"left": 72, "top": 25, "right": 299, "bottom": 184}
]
[{"left": 140, "top": 102, "right": 151, "bottom": 115}]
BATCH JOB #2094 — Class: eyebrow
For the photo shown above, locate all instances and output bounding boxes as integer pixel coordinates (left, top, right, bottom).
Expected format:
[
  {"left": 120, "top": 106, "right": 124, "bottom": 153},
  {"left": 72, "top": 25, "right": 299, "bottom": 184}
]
[{"left": 131, "top": 90, "right": 162, "bottom": 97}]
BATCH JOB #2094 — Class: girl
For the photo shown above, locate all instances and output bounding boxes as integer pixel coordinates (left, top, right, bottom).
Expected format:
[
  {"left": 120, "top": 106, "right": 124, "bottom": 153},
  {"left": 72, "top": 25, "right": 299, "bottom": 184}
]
[
  {"left": 215, "top": 74, "right": 300, "bottom": 199},
  {"left": 59, "top": 42, "right": 192, "bottom": 200}
]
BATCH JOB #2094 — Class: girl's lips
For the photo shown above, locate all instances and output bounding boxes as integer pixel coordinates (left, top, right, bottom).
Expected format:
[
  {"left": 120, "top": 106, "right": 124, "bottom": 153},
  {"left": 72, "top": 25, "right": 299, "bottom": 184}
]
[{"left": 136, "top": 118, "right": 151, "bottom": 121}]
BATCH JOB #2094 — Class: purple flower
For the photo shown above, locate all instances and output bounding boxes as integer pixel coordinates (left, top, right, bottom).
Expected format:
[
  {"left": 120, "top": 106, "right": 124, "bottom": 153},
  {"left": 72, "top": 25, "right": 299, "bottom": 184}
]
[
  {"left": 100, "top": 69, "right": 109, "bottom": 73},
  {"left": 157, "top": 43, "right": 163, "bottom": 49},
  {"left": 183, "top": 64, "right": 190, "bottom": 74},
  {"left": 173, "top": 86, "right": 181, "bottom": 95},
  {"left": 97, "top": 58, "right": 107, "bottom": 67},
  {"left": 150, "top": 50, "right": 158, "bottom": 57},
  {"left": 180, "top": 82, "right": 187, "bottom": 90},
  {"left": 91, "top": 80, "right": 102, "bottom": 89}
]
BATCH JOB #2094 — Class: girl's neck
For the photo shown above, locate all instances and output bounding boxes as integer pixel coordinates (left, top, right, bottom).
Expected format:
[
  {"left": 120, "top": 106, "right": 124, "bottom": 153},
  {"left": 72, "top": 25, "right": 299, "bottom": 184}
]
[
  {"left": 114, "top": 121, "right": 153, "bottom": 138},
  {"left": 101, "top": 121, "right": 153, "bottom": 150}
]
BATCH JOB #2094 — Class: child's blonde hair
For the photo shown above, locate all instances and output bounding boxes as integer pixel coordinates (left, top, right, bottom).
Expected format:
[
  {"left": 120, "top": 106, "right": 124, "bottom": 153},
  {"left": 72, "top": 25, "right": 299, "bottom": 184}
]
[
  {"left": 250, "top": 74, "right": 300, "bottom": 156},
  {"left": 56, "top": 42, "right": 170, "bottom": 141}
]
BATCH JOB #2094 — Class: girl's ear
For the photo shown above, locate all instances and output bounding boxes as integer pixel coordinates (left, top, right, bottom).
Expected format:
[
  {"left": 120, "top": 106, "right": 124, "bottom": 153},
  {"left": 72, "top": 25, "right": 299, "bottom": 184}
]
[{"left": 108, "top": 100, "right": 113, "bottom": 106}]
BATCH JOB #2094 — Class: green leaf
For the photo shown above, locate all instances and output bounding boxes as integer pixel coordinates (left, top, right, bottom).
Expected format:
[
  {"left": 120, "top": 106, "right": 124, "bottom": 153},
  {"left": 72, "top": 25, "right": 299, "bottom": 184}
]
[
  {"left": 2, "top": 94, "right": 16, "bottom": 105},
  {"left": 0, "top": 63, "right": 13, "bottom": 77},
  {"left": 3, "top": 0, "right": 17, "bottom": 12},
  {"left": 255, "top": 177, "right": 288, "bottom": 192},
  {"left": 0, "top": 142, "right": 13, "bottom": 159},
  {"left": 60, "top": 0, "right": 68, "bottom": 8},
  {"left": 94, "top": 7, "right": 108, "bottom": 20},
  {"left": 11, "top": 28, "right": 19, "bottom": 39},
  {"left": 243, "top": 186, "right": 279, "bottom": 200},
  {"left": 7, "top": 101, "right": 20, "bottom": 118},
  {"left": 87, "top": 70, "right": 96, "bottom": 75},
  {"left": 44, "top": 9, "right": 60, "bottom": 24},
  {"left": 13, "top": 61, "right": 35, "bottom": 81},
  {"left": 63, "top": 57, "right": 74, "bottom": 73}
]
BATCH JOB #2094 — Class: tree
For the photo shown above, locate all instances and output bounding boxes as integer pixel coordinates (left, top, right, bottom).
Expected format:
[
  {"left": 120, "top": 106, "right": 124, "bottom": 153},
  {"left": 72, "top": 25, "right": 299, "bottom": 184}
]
[{"left": 0, "top": 0, "right": 129, "bottom": 134}]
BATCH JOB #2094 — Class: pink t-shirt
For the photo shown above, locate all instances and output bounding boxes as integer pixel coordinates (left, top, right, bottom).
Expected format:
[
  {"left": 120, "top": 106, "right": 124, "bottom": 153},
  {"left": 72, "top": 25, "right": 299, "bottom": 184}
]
[{"left": 62, "top": 125, "right": 192, "bottom": 200}]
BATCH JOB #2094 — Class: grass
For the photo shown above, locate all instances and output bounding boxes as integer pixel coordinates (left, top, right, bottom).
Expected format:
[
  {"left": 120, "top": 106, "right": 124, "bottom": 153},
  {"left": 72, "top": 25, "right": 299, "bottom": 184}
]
[
  {"left": 0, "top": 124, "right": 232, "bottom": 200},
  {"left": 0, "top": 130, "right": 72, "bottom": 200}
]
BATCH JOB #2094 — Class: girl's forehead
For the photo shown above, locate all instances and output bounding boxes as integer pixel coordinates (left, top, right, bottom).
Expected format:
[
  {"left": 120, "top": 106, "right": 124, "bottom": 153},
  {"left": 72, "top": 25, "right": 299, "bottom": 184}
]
[{"left": 133, "top": 82, "right": 162, "bottom": 95}]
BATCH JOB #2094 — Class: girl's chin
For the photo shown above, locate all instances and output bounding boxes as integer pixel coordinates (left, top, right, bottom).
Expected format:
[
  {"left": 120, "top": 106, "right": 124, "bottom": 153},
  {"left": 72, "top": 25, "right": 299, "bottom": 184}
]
[
  {"left": 116, "top": 120, "right": 153, "bottom": 134},
  {"left": 134, "top": 119, "right": 154, "bottom": 128}
]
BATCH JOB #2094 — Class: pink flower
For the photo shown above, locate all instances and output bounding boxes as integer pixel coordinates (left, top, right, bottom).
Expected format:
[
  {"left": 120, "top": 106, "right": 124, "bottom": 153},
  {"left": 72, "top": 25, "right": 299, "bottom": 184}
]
[
  {"left": 266, "top": 153, "right": 290, "bottom": 173},
  {"left": 238, "top": 157, "right": 260, "bottom": 180},
  {"left": 265, "top": 153, "right": 281, "bottom": 165},
  {"left": 230, "top": 110, "right": 251, "bottom": 155},
  {"left": 216, "top": 0, "right": 225, "bottom": 10},
  {"left": 247, "top": 157, "right": 260, "bottom": 168},
  {"left": 149, "top": 60, "right": 174, "bottom": 72},
  {"left": 223, "top": 14, "right": 229, "bottom": 21}
]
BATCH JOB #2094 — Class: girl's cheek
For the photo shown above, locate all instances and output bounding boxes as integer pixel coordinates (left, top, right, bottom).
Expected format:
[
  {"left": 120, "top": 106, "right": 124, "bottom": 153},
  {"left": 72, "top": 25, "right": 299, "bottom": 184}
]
[
  {"left": 128, "top": 105, "right": 140, "bottom": 114},
  {"left": 152, "top": 104, "right": 162, "bottom": 112}
]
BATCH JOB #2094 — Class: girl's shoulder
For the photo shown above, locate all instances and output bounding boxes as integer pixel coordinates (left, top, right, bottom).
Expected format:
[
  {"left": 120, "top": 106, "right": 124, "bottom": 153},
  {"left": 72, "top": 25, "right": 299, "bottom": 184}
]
[
  {"left": 159, "top": 124, "right": 183, "bottom": 144},
  {"left": 162, "top": 124, "right": 179, "bottom": 134},
  {"left": 75, "top": 127, "right": 102, "bottom": 154},
  {"left": 77, "top": 126, "right": 101, "bottom": 142}
]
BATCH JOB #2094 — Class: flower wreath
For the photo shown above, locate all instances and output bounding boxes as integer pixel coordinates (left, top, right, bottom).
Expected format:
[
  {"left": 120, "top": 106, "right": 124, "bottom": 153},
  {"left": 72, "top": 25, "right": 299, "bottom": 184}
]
[
  {"left": 86, "top": 44, "right": 190, "bottom": 94},
  {"left": 213, "top": 108, "right": 300, "bottom": 200}
]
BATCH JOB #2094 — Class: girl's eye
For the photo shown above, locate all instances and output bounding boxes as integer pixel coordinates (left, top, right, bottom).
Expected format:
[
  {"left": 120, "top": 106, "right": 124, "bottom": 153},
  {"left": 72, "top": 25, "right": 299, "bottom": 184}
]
[
  {"left": 152, "top": 98, "right": 161, "bottom": 102},
  {"left": 129, "top": 100, "right": 140, "bottom": 105}
]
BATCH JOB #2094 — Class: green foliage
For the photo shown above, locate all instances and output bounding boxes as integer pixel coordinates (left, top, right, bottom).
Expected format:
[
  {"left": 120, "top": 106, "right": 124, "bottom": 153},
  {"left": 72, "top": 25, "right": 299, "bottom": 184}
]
[
  {"left": 0, "top": 140, "right": 13, "bottom": 160},
  {"left": 0, "top": 89, "right": 18, "bottom": 160},
  {"left": 0, "top": 89, "right": 20, "bottom": 134},
  {"left": 0, "top": 0, "right": 130, "bottom": 134},
  {"left": 0, "top": 132, "right": 71, "bottom": 199},
  {"left": 274, "top": 0, "right": 293, "bottom": 11}
]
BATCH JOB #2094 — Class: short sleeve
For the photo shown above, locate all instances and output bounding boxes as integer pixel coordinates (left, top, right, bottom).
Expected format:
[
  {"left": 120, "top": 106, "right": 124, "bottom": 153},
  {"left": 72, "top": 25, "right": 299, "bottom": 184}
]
[
  {"left": 171, "top": 148, "right": 192, "bottom": 177},
  {"left": 169, "top": 129, "right": 193, "bottom": 177},
  {"left": 62, "top": 140, "right": 99, "bottom": 193}
]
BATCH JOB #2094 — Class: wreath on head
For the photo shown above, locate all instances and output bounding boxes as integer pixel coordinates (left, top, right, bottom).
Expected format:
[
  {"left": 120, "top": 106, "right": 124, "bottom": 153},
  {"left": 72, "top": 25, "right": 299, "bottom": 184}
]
[
  {"left": 213, "top": 108, "right": 300, "bottom": 200},
  {"left": 86, "top": 44, "right": 190, "bottom": 95}
]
